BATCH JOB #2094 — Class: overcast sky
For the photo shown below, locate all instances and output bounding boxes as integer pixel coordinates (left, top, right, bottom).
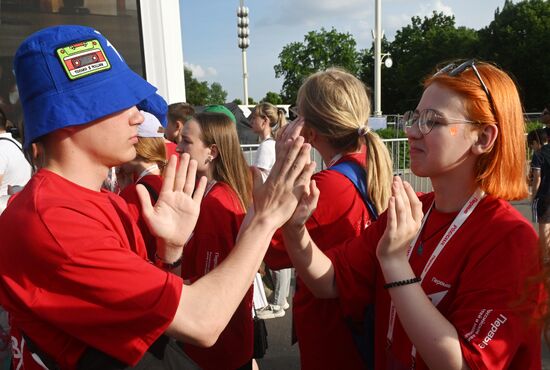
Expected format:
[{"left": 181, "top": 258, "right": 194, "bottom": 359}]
[{"left": 179, "top": 0, "right": 508, "bottom": 102}]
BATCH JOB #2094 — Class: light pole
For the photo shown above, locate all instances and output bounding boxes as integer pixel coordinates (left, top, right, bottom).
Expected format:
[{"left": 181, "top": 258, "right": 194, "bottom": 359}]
[
  {"left": 237, "top": 1, "right": 250, "bottom": 105},
  {"left": 373, "top": 0, "right": 392, "bottom": 116}
]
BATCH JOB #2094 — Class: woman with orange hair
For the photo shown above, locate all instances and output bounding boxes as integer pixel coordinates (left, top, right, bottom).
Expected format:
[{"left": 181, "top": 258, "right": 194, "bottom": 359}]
[
  {"left": 281, "top": 60, "right": 544, "bottom": 369},
  {"left": 119, "top": 111, "right": 167, "bottom": 261}
]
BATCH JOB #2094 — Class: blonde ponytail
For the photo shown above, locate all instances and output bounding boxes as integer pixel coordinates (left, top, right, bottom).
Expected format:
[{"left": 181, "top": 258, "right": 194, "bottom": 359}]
[
  {"left": 364, "top": 131, "right": 393, "bottom": 214},
  {"left": 274, "top": 108, "right": 288, "bottom": 139}
]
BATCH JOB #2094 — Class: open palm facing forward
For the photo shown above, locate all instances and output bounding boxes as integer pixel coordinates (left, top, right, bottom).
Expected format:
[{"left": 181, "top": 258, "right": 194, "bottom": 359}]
[
  {"left": 137, "top": 153, "right": 207, "bottom": 248},
  {"left": 252, "top": 136, "right": 317, "bottom": 230}
]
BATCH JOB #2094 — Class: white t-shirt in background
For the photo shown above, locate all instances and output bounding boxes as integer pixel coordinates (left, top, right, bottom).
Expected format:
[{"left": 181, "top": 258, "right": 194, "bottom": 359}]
[
  {"left": 254, "top": 137, "right": 276, "bottom": 183},
  {"left": 0, "top": 132, "right": 32, "bottom": 196}
]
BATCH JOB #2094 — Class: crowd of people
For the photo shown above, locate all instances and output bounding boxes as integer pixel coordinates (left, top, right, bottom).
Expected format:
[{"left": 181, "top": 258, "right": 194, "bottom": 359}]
[{"left": 0, "top": 24, "right": 549, "bottom": 370}]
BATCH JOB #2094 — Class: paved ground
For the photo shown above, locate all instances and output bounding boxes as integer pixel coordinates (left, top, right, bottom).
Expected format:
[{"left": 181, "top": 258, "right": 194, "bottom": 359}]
[{"left": 257, "top": 198, "right": 550, "bottom": 369}]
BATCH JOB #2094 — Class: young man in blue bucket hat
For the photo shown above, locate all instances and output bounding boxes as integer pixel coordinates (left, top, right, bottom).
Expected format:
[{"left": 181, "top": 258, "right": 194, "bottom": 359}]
[{"left": 0, "top": 25, "right": 315, "bottom": 369}]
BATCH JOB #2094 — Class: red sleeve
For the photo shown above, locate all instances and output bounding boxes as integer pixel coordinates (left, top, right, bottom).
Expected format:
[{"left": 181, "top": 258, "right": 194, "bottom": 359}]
[
  {"left": 263, "top": 228, "right": 292, "bottom": 269},
  {"left": 264, "top": 169, "right": 356, "bottom": 270},
  {"left": 326, "top": 212, "right": 386, "bottom": 320},
  {"left": 264, "top": 213, "right": 322, "bottom": 270},
  {"left": 32, "top": 206, "right": 183, "bottom": 365},
  {"left": 452, "top": 223, "right": 543, "bottom": 369}
]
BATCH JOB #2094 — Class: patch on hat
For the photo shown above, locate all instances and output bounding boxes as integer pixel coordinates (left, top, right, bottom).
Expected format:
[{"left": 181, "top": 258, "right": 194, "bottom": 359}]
[{"left": 56, "top": 39, "right": 111, "bottom": 80}]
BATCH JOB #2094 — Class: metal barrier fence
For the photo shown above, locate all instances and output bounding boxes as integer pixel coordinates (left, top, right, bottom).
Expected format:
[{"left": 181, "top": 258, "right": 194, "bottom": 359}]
[{"left": 241, "top": 138, "right": 434, "bottom": 193}]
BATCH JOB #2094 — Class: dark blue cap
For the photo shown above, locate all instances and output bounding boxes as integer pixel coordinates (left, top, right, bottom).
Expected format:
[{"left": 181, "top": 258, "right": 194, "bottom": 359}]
[{"left": 14, "top": 25, "right": 166, "bottom": 148}]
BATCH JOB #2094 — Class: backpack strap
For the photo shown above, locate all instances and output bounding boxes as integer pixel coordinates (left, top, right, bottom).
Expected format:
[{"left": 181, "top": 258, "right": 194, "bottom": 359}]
[
  {"left": 329, "top": 161, "right": 378, "bottom": 368},
  {"left": 330, "top": 161, "right": 379, "bottom": 220}
]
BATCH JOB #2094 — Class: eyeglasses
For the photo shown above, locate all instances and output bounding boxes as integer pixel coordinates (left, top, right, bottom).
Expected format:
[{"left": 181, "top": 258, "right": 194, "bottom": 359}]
[
  {"left": 401, "top": 109, "right": 478, "bottom": 136},
  {"left": 435, "top": 59, "right": 496, "bottom": 114}
]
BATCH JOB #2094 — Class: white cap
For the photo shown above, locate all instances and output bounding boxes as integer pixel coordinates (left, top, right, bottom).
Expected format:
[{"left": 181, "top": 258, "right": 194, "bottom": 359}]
[{"left": 138, "top": 111, "right": 165, "bottom": 138}]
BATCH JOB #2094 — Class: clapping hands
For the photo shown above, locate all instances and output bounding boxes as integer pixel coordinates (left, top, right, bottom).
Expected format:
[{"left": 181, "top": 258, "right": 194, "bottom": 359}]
[{"left": 376, "top": 176, "right": 423, "bottom": 262}]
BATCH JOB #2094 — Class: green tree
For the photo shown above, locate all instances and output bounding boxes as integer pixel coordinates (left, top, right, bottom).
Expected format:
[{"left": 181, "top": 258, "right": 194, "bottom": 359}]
[
  {"left": 208, "top": 82, "right": 227, "bottom": 104},
  {"left": 184, "top": 68, "right": 209, "bottom": 105},
  {"left": 262, "top": 91, "right": 283, "bottom": 105},
  {"left": 184, "top": 68, "right": 228, "bottom": 106},
  {"left": 248, "top": 97, "right": 257, "bottom": 105},
  {"left": 478, "top": 0, "right": 550, "bottom": 111},
  {"left": 232, "top": 98, "right": 243, "bottom": 105},
  {"left": 374, "top": 12, "right": 478, "bottom": 114},
  {"left": 274, "top": 27, "right": 361, "bottom": 104}
]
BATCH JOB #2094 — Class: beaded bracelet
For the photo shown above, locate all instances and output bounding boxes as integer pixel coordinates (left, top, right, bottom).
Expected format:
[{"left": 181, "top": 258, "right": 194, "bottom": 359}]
[{"left": 383, "top": 277, "right": 421, "bottom": 289}]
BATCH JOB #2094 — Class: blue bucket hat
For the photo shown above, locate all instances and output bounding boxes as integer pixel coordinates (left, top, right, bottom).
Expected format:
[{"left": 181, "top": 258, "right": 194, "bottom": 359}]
[{"left": 14, "top": 25, "right": 166, "bottom": 148}]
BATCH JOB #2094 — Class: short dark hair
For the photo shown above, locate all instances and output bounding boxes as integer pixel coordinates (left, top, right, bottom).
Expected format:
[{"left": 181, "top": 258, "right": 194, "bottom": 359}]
[
  {"left": 168, "top": 102, "right": 195, "bottom": 125},
  {"left": 528, "top": 128, "right": 548, "bottom": 145}
]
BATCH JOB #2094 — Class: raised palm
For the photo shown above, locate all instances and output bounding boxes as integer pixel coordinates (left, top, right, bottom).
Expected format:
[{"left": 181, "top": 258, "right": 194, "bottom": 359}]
[{"left": 137, "top": 154, "right": 206, "bottom": 248}]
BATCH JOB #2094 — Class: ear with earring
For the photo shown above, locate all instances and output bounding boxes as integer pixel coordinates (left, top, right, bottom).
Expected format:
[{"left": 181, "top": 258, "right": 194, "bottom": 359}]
[{"left": 206, "top": 145, "right": 218, "bottom": 164}]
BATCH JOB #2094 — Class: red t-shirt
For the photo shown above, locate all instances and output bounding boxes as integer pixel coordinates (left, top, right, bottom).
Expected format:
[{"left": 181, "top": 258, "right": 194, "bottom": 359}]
[
  {"left": 327, "top": 193, "right": 544, "bottom": 370},
  {"left": 264, "top": 152, "right": 371, "bottom": 370},
  {"left": 0, "top": 169, "right": 182, "bottom": 370},
  {"left": 181, "top": 182, "right": 253, "bottom": 370},
  {"left": 120, "top": 174, "right": 163, "bottom": 261}
]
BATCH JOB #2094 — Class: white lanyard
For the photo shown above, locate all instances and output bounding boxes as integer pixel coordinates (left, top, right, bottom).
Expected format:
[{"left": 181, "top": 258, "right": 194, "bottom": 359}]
[
  {"left": 204, "top": 180, "right": 217, "bottom": 197},
  {"left": 385, "top": 188, "right": 485, "bottom": 365},
  {"left": 135, "top": 164, "right": 159, "bottom": 184},
  {"left": 326, "top": 153, "right": 343, "bottom": 168}
]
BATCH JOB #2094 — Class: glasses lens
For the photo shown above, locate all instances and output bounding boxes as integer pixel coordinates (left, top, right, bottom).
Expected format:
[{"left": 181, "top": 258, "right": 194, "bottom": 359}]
[
  {"left": 402, "top": 111, "right": 415, "bottom": 129},
  {"left": 403, "top": 110, "right": 439, "bottom": 135},
  {"left": 420, "top": 110, "right": 439, "bottom": 135}
]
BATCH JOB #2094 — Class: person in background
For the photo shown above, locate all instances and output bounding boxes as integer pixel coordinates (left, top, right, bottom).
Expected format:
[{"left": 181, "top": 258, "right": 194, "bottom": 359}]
[
  {"left": 527, "top": 128, "right": 548, "bottom": 197},
  {"left": 178, "top": 111, "right": 254, "bottom": 370},
  {"left": 527, "top": 128, "right": 547, "bottom": 198},
  {"left": 249, "top": 102, "right": 293, "bottom": 320},
  {"left": 0, "top": 106, "right": 31, "bottom": 209},
  {"left": 282, "top": 60, "right": 544, "bottom": 369},
  {"left": 203, "top": 104, "right": 237, "bottom": 123},
  {"left": 166, "top": 102, "right": 195, "bottom": 158},
  {"left": 263, "top": 68, "right": 393, "bottom": 368},
  {"left": 0, "top": 130, "right": 45, "bottom": 370},
  {"left": 119, "top": 111, "right": 167, "bottom": 261},
  {"left": 0, "top": 25, "right": 316, "bottom": 369},
  {"left": 530, "top": 127, "right": 550, "bottom": 261},
  {"left": 250, "top": 102, "right": 287, "bottom": 181},
  {"left": 541, "top": 104, "right": 550, "bottom": 138}
]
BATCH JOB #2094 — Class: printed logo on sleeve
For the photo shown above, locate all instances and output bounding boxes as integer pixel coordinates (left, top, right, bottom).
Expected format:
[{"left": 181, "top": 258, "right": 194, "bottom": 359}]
[
  {"left": 56, "top": 39, "right": 111, "bottom": 80},
  {"left": 464, "top": 308, "right": 508, "bottom": 350},
  {"left": 478, "top": 314, "right": 507, "bottom": 349}
]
